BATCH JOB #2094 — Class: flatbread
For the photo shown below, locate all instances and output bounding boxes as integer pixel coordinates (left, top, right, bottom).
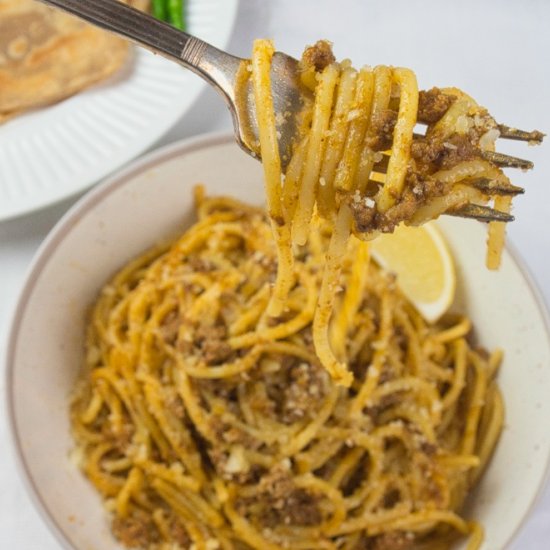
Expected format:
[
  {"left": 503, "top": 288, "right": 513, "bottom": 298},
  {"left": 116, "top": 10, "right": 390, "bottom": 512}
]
[{"left": 0, "top": 0, "right": 149, "bottom": 122}]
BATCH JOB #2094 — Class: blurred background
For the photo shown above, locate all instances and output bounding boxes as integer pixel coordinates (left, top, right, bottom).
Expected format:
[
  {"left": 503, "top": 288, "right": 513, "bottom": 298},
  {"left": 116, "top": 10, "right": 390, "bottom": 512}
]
[{"left": 1, "top": 0, "right": 549, "bottom": 547}]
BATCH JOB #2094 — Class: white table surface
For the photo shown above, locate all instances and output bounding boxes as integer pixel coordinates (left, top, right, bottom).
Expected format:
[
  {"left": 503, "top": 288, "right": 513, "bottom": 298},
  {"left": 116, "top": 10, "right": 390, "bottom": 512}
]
[{"left": 1, "top": 0, "right": 550, "bottom": 548}]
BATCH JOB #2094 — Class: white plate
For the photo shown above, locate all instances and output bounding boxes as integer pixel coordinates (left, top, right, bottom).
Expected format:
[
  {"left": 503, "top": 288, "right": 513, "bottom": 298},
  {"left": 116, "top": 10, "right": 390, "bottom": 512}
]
[
  {"left": 0, "top": 1, "right": 238, "bottom": 221},
  {"left": 6, "top": 133, "right": 550, "bottom": 549}
]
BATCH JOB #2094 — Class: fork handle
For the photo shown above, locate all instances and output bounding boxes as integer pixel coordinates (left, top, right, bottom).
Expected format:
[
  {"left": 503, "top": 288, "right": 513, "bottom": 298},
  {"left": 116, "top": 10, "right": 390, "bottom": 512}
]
[{"left": 37, "top": 0, "right": 241, "bottom": 100}]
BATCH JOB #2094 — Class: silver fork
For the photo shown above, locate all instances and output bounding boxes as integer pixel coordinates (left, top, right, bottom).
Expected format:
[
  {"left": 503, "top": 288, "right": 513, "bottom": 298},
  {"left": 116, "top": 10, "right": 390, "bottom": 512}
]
[{"left": 39, "top": 0, "right": 542, "bottom": 224}]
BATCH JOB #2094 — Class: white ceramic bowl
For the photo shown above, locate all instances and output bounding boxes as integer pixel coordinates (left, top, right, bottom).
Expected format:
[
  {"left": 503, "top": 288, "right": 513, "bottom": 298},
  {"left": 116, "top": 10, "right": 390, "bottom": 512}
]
[{"left": 6, "top": 133, "right": 550, "bottom": 550}]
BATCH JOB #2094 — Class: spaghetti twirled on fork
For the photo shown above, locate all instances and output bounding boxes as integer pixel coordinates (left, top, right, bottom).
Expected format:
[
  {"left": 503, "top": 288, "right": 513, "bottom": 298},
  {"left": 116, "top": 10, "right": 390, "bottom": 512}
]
[{"left": 250, "top": 39, "right": 541, "bottom": 385}]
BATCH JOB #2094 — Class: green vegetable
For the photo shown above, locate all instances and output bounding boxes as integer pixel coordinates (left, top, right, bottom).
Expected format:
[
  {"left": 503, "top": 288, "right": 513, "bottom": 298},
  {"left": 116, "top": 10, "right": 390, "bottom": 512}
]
[
  {"left": 152, "top": 0, "right": 168, "bottom": 22},
  {"left": 168, "top": 0, "right": 185, "bottom": 31}
]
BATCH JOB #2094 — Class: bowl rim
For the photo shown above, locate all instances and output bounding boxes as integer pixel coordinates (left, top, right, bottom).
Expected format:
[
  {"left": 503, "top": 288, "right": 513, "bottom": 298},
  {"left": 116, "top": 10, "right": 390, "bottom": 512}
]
[{"left": 5, "top": 131, "right": 550, "bottom": 550}]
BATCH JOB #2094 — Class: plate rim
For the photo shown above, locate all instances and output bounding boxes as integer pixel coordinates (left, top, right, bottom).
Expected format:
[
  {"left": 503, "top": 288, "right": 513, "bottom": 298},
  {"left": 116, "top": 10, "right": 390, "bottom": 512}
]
[
  {"left": 0, "top": 0, "right": 239, "bottom": 222},
  {"left": 5, "top": 131, "right": 550, "bottom": 550}
]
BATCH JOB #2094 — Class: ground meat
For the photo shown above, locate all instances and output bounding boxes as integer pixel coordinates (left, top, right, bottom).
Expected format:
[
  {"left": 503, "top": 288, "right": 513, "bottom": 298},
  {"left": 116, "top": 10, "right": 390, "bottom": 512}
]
[
  {"left": 222, "top": 426, "right": 253, "bottom": 445},
  {"left": 280, "top": 362, "right": 326, "bottom": 423},
  {"left": 208, "top": 446, "right": 229, "bottom": 475},
  {"left": 350, "top": 168, "right": 447, "bottom": 234},
  {"left": 302, "top": 40, "right": 336, "bottom": 71},
  {"left": 260, "top": 359, "right": 328, "bottom": 424},
  {"left": 169, "top": 517, "right": 191, "bottom": 547},
  {"left": 366, "top": 109, "right": 398, "bottom": 151},
  {"left": 187, "top": 256, "right": 217, "bottom": 272},
  {"left": 160, "top": 310, "right": 180, "bottom": 343},
  {"left": 270, "top": 213, "right": 285, "bottom": 227},
  {"left": 103, "top": 421, "right": 135, "bottom": 453},
  {"left": 411, "top": 133, "right": 477, "bottom": 170},
  {"left": 208, "top": 445, "right": 262, "bottom": 483},
  {"left": 418, "top": 87, "right": 456, "bottom": 123},
  {"left": 370, "top": 532, "right": 414, "bottom": 550},
  {"left": 165, "top": 394, "right": 185, "bottom": 420},
  {"left": 374, "top": 192, "right": 418, "bottom": 233},
  {"left": 209, "top": 414, "right": 260, "bottom": 448},
  {"left": 202, "top": 339, "right": 233, "bottom": 365},
  {"left": 112, "top": 515, "right": 158, "bottom": 548},
  {"left": 420, "top": 441, "right": 438, "bottom": 456},
  {"left": 198, "top": 377, "right": 239, "bottom": 402},
  {"left": 208, "top": 447, "right": 233, "bottom": 479},
  {"left": 242, "top": 466, "right": 322, "bottom": 527},
  {"left": 350, "top": 200, "right": 376, "bottom": 232},
  {"left": 194, "top": 324, "right": 233, "bottom": 365},
  {"left": 403, "top": 170, "right": 445, "bottom": 200},
  {"left": 467, "top": 108, "right": 499, "bottom": 143}
]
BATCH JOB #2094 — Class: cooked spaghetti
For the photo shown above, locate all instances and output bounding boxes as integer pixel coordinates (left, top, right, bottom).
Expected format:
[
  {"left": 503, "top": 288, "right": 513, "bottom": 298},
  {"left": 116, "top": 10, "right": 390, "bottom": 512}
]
[
  {"left": 248, "top": 39, "right": 540, "bottom": 386},
  {"left": 72, "top": 190, "right": 503, "bottom": 550}
]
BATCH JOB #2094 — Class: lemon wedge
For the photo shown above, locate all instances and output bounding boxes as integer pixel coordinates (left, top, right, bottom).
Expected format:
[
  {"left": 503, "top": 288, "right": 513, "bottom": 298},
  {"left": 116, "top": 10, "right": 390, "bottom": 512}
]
[{"left": 369, "top": 222, "right": 456, "bottom": 323}]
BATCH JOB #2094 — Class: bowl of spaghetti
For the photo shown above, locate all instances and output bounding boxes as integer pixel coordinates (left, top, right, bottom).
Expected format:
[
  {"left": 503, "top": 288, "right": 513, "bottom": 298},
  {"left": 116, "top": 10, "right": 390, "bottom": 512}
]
[{"left": 6, "top": 133, "right": 550, "bottom": 550}]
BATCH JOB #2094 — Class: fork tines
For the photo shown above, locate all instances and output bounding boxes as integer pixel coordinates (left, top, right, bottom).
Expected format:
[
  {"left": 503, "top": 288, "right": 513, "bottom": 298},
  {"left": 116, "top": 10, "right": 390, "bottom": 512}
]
[
  {"left": 373, "top": 149, "right": 534, "bottom": 174},
  {"left": 366, "top": 120, "right": 542, "bottom": 224},
  {"left": 480, "top": 150, "right": 534, "bottom": 170},
  {"left": 447, "top": 204, "right": 515, "bottom": 223},
  {"left": 497, "top": 124, "right": 545, "bottom": 144},
  {"left": 468, "top": 177, "right": 524, "bottom": 196},
  {"left": 415, "top": 118, "right": 545, "bottom": 145}
]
